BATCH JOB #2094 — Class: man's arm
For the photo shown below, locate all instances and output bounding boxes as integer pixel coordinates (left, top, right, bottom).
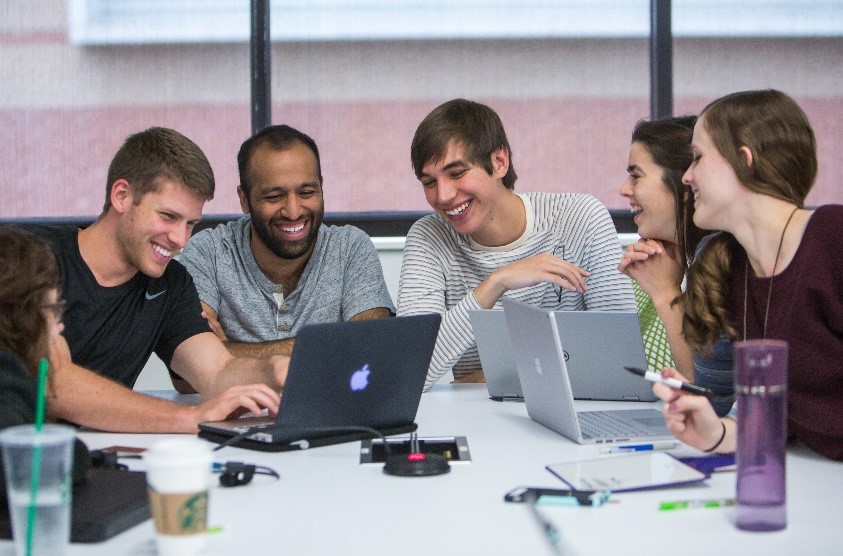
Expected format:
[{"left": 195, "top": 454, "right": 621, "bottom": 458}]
[
  {"left": 169, "top": 331, "right": 288, "bottom": 399},
  {"left": 200, "top": 302, "right": 390, "bottom": 359},
  {"left": 397, "top": 219, "right": 484, "bottom": 389},
  {"left": 168, "top": 301, "right": 294, "bottom": 392},
  {"left": 473, "top": 253, "right": 589, "bottom": 308},
  {"left": 47, "top": 336, "right": 279, "bottom": 433},
  {"left": 349, "top": 307, "right": 392, "bottom": 321}
]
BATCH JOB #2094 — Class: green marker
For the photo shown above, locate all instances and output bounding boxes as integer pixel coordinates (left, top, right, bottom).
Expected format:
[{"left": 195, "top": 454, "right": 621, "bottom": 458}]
[{"left": 659, "top": 498, "right": 736, "bottom": 511}]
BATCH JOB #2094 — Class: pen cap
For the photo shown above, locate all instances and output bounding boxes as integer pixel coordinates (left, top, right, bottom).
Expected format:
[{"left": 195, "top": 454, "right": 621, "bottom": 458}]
[{"left": 734, "top": 339, "right": 788, "bottom": 532}]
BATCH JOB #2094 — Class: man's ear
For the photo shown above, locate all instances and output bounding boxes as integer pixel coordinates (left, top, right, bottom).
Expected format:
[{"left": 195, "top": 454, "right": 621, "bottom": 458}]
[
  {"left": 237, "top": 185, "right": 250, "bottom": 214},
  {"left": 109, "top": 179, "right": 133, "bottom": 214},
  {"left": 738, "top": 146, "right": 754, "bottom": 170},
  {"left": 490, "top": 146, "right": 510, "bottom": 179}
]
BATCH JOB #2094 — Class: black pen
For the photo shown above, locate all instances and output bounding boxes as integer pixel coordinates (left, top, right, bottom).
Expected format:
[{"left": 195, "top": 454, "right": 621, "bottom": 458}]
[{"left": 624, "top": 366, "right": 712, "bottom": 397}]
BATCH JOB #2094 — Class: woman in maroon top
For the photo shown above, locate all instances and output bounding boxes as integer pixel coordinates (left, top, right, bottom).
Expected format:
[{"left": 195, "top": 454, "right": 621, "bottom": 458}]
[{"left": 653, "top": 89, "right": 843, "bottom": 460}]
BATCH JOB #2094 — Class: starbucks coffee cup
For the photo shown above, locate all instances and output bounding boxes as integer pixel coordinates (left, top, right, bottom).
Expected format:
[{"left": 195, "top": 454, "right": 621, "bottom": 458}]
[{"left": 144, "top": 438, "right": 213, "bottom": 556}]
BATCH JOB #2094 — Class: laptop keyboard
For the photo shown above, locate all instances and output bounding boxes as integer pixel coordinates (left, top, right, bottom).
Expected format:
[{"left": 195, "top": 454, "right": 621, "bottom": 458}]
[{"left": 577, "top": 410, "right": 657, "bottom": 440}]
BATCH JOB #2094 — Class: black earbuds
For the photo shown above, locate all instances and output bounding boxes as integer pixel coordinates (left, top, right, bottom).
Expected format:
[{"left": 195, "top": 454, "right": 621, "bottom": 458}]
[{"left": 213, "top": 461, "right": 280, "bottom": 487}]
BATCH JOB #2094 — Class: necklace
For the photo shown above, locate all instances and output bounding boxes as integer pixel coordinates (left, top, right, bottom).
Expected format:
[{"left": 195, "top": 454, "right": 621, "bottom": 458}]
[{"left": 743, "top": 206, "right": 800, "bottom": 340}]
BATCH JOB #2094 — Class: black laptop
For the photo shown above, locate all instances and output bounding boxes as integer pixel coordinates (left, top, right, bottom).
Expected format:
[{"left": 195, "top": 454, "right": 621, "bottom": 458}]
[{"left": 198, "top": 313, "right": 441, "bottom": 452}]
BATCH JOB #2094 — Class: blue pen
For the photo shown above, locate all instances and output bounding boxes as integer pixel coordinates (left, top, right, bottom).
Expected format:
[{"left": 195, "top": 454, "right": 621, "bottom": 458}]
[{"left": 599, "top": 441, "right": 679, "bottom": 454}]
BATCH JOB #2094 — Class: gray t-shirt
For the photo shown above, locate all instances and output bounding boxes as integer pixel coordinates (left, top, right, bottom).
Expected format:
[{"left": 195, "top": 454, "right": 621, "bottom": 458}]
[{"left": 178, "top": 217, "right": 395, "bottom": 343}]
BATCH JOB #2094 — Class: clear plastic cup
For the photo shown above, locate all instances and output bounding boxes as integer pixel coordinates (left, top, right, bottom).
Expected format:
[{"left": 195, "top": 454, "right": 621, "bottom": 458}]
[{"left": 1, "top": 424, "right": 75, "bottom": 556}]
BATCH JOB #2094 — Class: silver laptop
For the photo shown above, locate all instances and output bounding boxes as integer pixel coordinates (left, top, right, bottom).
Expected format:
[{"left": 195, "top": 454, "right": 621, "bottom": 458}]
[
  {"left": 468, "top": 310, "right": 523, "bottom": 401},
  {"left": 501, "top": 299, "right": 672, "bottom": 445},
  {"left": 472, "top": 307, "right": 657, "bottom": 402}
]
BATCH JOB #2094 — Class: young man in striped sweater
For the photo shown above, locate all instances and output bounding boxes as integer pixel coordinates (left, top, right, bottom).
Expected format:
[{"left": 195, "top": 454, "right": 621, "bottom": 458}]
[{"left": 397, "top": 99, "right": 635, "bottom": 390}]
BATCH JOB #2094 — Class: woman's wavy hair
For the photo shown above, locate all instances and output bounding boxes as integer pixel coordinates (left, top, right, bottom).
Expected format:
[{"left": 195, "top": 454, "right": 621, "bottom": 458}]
[
  {"left": 680, "top": 90, "right": 817, "bottom": 351},
  {"left": 0, "top": 226, "right": 60, "bottom": 374}
]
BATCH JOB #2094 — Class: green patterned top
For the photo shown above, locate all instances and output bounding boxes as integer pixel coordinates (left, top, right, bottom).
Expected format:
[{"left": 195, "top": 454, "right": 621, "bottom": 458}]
[{"left": 634, "top": 281, "right": 675, "bottom": 371}]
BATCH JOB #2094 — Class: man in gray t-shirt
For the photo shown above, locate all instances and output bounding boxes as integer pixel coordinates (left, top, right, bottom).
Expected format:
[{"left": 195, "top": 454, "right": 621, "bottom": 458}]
[{"left": 177, "top": 125, "right": 393, "bottom": 390}]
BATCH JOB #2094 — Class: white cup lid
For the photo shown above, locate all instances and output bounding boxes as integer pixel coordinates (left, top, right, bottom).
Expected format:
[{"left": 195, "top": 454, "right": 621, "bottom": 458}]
[{"left": 144, "top": 437, "right": 212, "bottom": 468}]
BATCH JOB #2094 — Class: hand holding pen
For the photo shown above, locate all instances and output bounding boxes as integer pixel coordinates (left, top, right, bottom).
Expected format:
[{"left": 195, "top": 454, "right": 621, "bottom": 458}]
[
  {"left": 624, "top": 366, "right": 712, "bottom": 397},
  {"left": 474, "top": 247, "right": 589, "bottom": 309},
  {"left": 552, "top": 245, "right": 589, "bottom": 301},
  {"left": 648, "top": 367, "right": 736, "bottom": 455}
]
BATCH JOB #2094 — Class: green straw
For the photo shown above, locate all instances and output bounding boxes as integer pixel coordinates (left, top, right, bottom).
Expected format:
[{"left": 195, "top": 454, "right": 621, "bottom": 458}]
[{"left": 25, "top": 358, "right": 49, "bottom": 556}]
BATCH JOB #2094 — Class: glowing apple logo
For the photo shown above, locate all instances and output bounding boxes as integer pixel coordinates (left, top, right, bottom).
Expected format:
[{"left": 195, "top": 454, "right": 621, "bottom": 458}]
[{"left": 350, "top": 364, "right": 371, "bottom": 391}]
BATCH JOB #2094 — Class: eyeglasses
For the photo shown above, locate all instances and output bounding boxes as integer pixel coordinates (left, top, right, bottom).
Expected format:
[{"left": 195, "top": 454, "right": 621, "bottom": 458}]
[{"left": 43, "top": 299, "right": 67, "bottom": 322}]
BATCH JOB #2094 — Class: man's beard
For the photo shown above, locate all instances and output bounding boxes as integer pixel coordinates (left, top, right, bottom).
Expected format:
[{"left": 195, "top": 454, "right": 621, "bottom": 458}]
[{"left": 251, "top": 207, "right": 323, "bottom": 260}]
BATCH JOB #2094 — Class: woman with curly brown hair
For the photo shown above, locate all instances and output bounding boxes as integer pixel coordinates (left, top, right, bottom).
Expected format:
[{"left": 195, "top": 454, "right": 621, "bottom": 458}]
[
  {"left": 653, "top": 90, "right": 843, "bottom": 460},
  {"left": 0, "top": 225, "right": 67, "bottom": 428},
  {"left": 0, "top": 226, "right": 86, "bottom": 499}
]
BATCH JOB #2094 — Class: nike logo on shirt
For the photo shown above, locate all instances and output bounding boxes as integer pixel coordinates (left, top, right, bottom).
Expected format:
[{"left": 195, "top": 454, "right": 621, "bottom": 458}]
[{"left": 145, "top": 290, "right": 166, "bottom": 301}]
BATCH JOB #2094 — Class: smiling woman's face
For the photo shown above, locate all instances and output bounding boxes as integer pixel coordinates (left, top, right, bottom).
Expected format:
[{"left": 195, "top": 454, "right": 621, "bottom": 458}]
[
  {"left": 683, "top": 118, "right": 747, "bottom": 233},
  {"left": 619, "top": 141, "right": 678, "bottom": 242}
]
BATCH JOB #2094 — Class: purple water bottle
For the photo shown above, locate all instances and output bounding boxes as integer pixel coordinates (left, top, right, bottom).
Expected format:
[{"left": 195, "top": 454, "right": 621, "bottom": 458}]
[{"left": 734, "top": 339, "right": 788, "bottom": 532}]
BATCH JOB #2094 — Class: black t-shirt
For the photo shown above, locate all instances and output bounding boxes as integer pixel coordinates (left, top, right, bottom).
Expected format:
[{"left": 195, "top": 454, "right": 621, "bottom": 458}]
[
  {"left": 0, "top": 350, "right": 42, "bottom": 498},
  {"left": 23, "top": 225, "right": 211, "bottom": 388},
  {"left": 0, "top": 350, "right": 36, "bottom": 429}
]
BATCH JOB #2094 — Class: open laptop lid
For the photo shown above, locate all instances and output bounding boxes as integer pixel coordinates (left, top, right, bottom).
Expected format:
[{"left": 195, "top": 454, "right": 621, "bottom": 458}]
[
  {"left": 551, "top": 311, "right": 657, "bottom": 402},
  {"left": 486, "top": 302, "right": 655, "bottom": 402},
  {"left": 199, "top": 313, "right": 441, "bottom": 450},
  {"left": 503, "top": 299, "right": 671, "bottom": 445},
  {"left": 271, "top": 313, "right": 441, "bottom": 442},
  {"left": 501, "top": 299, "right": 584, "bottom": 441},
  {"left": 468, "top": 309, "right": 523, "bottom": 400}
]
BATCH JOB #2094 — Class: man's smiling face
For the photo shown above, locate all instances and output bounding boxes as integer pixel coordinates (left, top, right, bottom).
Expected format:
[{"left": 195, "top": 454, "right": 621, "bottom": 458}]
[{"left": 241, "top": 141, "right": 324, "bottom": 261}]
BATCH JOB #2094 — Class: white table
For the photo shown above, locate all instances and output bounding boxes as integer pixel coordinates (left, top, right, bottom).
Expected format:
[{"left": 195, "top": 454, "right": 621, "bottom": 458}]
[{"left": 3, "top": 384, "right": 842, "bottom": 555}]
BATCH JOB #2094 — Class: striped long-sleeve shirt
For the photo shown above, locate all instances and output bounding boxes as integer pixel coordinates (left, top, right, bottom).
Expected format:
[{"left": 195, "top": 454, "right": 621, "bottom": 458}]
[{"left": 397, "top": 192, "right": 635, "bottom": 390}]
